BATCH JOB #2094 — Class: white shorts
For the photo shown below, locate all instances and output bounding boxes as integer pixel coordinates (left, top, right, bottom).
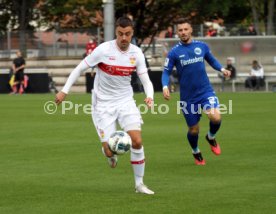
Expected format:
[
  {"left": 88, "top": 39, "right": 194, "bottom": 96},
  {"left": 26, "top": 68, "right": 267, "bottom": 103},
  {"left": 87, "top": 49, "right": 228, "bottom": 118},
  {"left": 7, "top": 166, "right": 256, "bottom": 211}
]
[{"left": 91, "top": 95, "right": 143, "bottom": 142}]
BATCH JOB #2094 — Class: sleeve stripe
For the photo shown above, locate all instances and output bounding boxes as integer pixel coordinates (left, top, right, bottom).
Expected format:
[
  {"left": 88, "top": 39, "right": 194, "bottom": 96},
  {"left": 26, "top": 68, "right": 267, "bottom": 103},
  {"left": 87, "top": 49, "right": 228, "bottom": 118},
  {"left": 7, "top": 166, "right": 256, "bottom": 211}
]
[{"left": 84, "top": 59, "right": 91, "bottom": 67}]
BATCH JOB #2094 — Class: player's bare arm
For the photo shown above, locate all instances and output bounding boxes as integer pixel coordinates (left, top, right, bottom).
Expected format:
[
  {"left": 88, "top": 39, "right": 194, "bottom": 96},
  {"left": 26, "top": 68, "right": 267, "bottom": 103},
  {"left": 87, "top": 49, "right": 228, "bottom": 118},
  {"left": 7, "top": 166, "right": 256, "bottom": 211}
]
[{"left": 12, "top": 64, "right": 17, "bottom": 72}]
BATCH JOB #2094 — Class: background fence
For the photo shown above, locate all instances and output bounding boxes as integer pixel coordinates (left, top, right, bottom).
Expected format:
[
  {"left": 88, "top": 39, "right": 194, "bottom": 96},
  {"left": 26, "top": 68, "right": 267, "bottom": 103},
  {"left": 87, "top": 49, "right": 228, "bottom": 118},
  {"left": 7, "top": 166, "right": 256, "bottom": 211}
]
[
  {"left": 0, "top": 23, "right": 275, "bottom": 60},
  {"left": 0, "top": 28, "right": 100, "bottom": 58},
  {"left": 154, "top": 36, "right": 276, "bottom": 72}
]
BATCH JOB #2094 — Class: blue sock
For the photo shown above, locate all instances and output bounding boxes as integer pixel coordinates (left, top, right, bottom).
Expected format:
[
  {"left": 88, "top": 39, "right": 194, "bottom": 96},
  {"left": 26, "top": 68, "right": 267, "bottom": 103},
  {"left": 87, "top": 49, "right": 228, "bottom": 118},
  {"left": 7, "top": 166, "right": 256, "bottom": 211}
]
[
  {"left": 187, "top": 132, "right": 199, "bottom": 153},
  {"left": 209, "top": 121, "right": 221, "bottom": 138}
]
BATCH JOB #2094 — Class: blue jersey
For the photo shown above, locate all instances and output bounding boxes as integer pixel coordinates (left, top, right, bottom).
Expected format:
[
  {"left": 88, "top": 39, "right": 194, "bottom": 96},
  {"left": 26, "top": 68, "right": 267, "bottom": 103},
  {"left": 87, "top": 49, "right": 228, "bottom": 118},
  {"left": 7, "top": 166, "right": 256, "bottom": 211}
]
[{"left": 162, "top": 40, "right": 223, "bottom": 102}]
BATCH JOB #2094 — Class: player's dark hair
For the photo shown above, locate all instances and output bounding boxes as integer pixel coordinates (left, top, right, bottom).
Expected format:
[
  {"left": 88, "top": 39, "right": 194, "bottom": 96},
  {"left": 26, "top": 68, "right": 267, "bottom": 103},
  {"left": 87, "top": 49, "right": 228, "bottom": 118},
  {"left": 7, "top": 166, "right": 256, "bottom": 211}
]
[
  {"left": 176, "top": 18, "right": 192, "bottom": 26},
  {"left": 115, "top": 16, "right": 134, "bottom": 28},
  {"left": 252, "top": 60, "right": 261, "bottom": 69}
]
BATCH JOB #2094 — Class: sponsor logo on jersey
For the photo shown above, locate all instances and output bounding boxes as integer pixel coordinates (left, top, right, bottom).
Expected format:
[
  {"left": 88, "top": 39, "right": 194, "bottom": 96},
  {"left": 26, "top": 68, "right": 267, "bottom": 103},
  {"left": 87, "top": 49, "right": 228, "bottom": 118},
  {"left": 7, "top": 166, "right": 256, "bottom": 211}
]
[
  {"left": 129, "top": 56, "right": 136, "bottom": 65},
  {"left": 98, "top": 62, "right": 135, "bottom": 76},
  {"left": 180, "top": 56, "right": 204, "bottom": 66},
  {"left": 194, "top": 47, "right": 202, "bottom": 55}
]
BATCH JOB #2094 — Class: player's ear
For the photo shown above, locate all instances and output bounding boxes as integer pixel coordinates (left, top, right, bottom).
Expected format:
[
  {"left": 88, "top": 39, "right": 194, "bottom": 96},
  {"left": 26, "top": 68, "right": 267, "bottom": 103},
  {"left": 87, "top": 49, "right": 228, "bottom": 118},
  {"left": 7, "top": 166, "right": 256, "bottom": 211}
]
[{"left": 130, "top": 29, "right": 134, "bottom": 37}]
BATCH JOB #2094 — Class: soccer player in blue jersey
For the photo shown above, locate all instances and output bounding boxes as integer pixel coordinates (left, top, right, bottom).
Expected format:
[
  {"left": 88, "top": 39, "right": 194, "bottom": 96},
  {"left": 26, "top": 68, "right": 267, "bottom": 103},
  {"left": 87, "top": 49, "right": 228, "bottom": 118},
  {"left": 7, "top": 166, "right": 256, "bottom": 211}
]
[{"left": 162, "top": 18, "right": 231, "bottom": 165}]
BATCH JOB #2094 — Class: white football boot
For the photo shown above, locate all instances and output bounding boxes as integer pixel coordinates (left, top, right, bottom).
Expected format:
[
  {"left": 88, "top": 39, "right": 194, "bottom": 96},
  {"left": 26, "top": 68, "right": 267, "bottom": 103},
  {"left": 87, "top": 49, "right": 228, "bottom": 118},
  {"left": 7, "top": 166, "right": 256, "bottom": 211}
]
[{"left": 135, "top": 184, "right": 154, "bottom": 195}]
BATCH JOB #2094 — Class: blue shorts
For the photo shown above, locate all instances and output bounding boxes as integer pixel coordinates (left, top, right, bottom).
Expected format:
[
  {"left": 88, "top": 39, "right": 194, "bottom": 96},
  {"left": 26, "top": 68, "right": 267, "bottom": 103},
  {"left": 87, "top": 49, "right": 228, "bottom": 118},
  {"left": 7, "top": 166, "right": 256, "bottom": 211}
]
[{"left": 180, "top": 94, "right": 220, "bottom": 127}]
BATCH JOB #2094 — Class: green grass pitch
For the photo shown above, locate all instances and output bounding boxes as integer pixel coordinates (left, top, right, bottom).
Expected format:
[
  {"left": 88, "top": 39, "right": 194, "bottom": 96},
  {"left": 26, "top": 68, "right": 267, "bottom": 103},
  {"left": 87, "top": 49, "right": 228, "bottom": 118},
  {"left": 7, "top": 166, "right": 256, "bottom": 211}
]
[{"left": 0, "top": 92, "right": 275, "bottom": 214}]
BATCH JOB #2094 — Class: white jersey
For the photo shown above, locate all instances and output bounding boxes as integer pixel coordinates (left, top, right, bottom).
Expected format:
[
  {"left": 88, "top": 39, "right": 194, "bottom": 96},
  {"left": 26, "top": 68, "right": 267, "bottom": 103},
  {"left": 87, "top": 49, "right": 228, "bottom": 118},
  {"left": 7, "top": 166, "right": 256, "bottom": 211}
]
[
  {"left": 250, "top": 66, "right": 264, "bottom": 77},
  {"left": 84, "top": 40, "right": 148, "bottom": 104}
]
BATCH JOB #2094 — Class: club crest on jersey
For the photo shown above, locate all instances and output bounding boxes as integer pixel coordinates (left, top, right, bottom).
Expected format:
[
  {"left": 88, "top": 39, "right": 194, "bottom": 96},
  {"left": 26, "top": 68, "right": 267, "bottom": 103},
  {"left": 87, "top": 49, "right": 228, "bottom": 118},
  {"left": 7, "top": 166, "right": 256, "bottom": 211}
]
[
  {"left": 129, "top": 56, "right": 136, "bottom": 65},
  {"left": 99, "top": 129, "right": 105, "bottom": 139},
  {"left": 194, "top": 47, "right": 202, "bottom": 55}
]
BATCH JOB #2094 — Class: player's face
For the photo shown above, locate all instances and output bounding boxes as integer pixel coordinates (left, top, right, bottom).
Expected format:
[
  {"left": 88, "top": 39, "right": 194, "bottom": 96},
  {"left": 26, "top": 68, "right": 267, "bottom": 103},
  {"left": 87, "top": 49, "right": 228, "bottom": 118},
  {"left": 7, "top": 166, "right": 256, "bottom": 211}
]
[
  {"left": 16, "top": 51, "right": 22, "bottom": 57},
  {"left": 227, "top": 59, "right": 232, "bottom": 65},
  {"left": 116, "top": 26, "right": 133, "bottom": 51},
  {"left": 177, "top": 23, "right": 193, "bottom": 44}
]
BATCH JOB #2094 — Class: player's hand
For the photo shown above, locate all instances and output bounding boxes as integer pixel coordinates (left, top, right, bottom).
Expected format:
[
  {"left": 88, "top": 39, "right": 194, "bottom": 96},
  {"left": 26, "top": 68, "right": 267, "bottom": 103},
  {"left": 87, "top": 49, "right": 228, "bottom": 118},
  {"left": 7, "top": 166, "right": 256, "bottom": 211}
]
[
  {"left": 163, "top": 87, "right": 170, "bottom": 100},
  {"left": 55, "top": 91, "right": 67, "bottom": 105},
  {"left": 144, "top": 97, "right": 153, "bottom": 108},
  {"left": 222, "top": 69, "right": 231, "bottom": 78}
]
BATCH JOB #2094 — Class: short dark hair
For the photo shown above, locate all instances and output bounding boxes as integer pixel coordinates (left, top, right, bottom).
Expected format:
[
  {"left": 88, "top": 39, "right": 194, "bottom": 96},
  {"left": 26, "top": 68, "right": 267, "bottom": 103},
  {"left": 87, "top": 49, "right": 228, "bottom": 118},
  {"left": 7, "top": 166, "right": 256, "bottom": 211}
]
[
  {"left": 115, "top": 16, "right": 134, "bottom": 28},
  {"left": 176, "top": 18, "right": 192, "bottom": 26},
  {"left": 252, "top": 60, "right": 261, "bottom": 68}
]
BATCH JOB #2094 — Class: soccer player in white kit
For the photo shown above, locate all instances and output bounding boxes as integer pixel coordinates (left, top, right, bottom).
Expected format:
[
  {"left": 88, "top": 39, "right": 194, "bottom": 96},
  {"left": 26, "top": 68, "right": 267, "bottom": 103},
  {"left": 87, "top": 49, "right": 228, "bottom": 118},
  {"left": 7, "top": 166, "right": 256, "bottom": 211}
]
[{"left": 55, "top": 17, "right": 154, "bottom": 194}]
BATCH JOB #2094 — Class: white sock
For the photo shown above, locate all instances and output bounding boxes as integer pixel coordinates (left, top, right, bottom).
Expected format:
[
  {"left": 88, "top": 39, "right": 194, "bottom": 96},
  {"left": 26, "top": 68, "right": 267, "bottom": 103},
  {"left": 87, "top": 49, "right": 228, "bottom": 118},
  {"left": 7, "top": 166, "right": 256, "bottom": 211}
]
[
  {"left": 208, "top": 131, "right": 215, "bottom": 140},
  {"left": 192, "top": 148, "right": 200, "bottom": 154},
  {"left": 131, "top": 146, "right": 145, "bottom": 187}
]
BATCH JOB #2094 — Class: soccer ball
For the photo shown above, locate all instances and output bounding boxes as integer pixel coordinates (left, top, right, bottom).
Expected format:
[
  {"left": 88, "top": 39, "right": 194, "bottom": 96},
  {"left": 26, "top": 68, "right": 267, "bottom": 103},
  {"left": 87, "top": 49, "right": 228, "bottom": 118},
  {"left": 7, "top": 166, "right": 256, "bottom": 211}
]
[{"left": 108, "top": 131, "right": 132, "bottom": 155}]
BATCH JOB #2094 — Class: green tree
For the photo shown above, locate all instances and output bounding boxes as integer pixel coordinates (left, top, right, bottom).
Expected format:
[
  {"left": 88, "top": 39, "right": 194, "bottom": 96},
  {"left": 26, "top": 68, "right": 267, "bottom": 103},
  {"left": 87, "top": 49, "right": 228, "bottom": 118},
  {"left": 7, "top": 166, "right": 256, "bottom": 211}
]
[
  {"left": 114, "top": 0, "right": 251, "bottom": 45},
  {"left": 0, "top": 0, "right": 41, "bottom": 55},
  {"left": 0, "top": 0, "right": 275, "bottom": 56},
  {"left": 37, "top": 0, "right": 103, "bottom": 29},
  {"left": 266, "top": 0, "right": 275, "bottom": 35},
  {"left": 115, "top": 0, "right": 185, "bottom": 47},
  {"left": 249, "top": 0, "right": 276, "bottom": 35},
  {"left": 0, "top": 0, "right": 12, "bottom": 35}
]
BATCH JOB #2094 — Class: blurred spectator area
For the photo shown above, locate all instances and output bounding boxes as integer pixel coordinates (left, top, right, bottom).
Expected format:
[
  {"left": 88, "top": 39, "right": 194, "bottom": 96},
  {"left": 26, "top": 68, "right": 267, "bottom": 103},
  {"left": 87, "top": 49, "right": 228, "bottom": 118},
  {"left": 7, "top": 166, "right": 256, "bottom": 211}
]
[
  {"left": 156, "top": 36, "right": 276, "bottom": 69},
  {"left": 155, "top": 36, "right": 276, "bottom": 92},
  {"left": 0, "top": 22, "right": 275, "bottom": 58},
  {"left": 1, "top": 30, "right": 276, "bottom": 92}
]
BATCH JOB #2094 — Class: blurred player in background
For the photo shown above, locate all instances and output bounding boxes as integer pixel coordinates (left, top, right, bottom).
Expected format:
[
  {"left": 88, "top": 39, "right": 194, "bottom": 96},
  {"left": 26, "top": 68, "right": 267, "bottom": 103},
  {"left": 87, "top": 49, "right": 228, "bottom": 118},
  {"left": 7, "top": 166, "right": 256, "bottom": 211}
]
[
  {"left": 83, "top": 37, "right": 97, "bottom": 58},
  {"left": 55, "top": 17, "right": 154, "bottom": 194},
  {"left": 218, "top": 57, "right": 236, "bottom": 91},
  {"left": 10, "top": 50, "right": 27, "bottom": 94},
  {"left": 162, "top": 18, "right": 231, "bottom": 165}
]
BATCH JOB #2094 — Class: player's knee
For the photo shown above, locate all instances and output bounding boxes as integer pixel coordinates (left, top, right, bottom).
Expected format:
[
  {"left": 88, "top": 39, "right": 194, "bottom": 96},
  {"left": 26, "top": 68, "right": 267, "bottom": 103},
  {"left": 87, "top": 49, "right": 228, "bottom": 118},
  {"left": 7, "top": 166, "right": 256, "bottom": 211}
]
[
  {"left": 208, "top": 108, "right": 221, "bottom": 123},
  {"left": 131, "top": 136, "right": 142, "bottom": 149},
  {"left": 127, "top": 129, "right": 142, "bottom": 149},
  {"left": 212, "top": 118, "right": 221, "bottom": 124},
  {"left": 210, "top": 115, "right": 221, "bottom": 124},
  {"left": 188, "top": 125, "right": 199, "bottom": 135}
]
